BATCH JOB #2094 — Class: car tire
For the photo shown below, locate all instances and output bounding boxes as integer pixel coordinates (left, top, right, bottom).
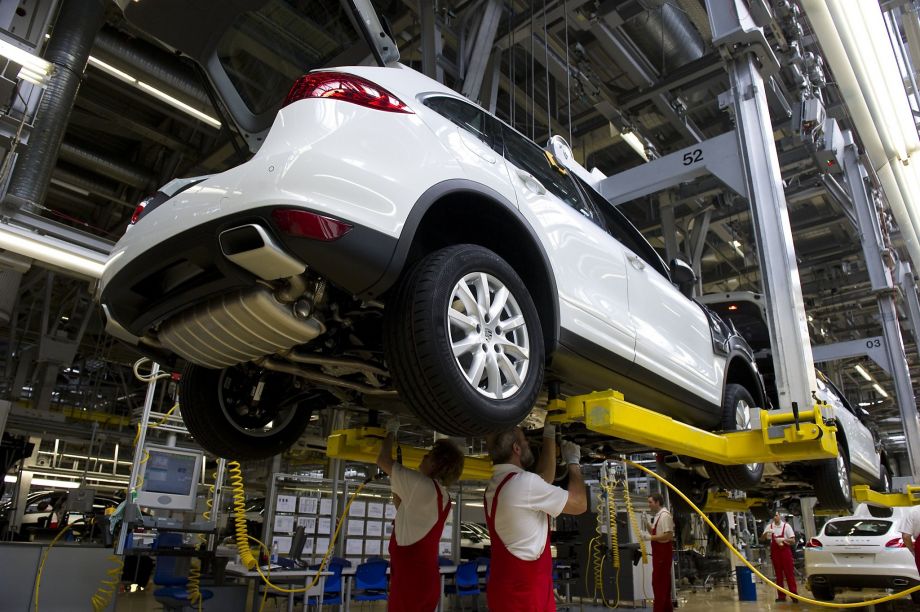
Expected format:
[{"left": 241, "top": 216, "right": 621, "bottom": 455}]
[
  {"left": 706, "top": 384, "right": 764, "bottom": 489},
  {"left": 659, "top": 466, "right": 711, "bottom": 516},
  {"left": 384, "top": 244, "right": 544, "bottom": 435},
  {"left": 179, "top": 363, "right": 317, "bottom": 460},
  {"left": 812, "top": 448, "right": 852, "bottom": 509},
  {"left": 810, "top": 584, "right": 834, "bottom": 601},
  {"left": 878, "top": 463, "right": 893, "bottom": 493}
]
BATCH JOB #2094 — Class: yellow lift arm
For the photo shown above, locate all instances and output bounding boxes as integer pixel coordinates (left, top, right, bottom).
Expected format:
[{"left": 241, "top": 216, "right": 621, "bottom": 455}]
[
  {"left": 546, "top": 390, "right": 839, "bottom": 465},
  {"left": 701, "top": 491, "right": 768, "bottom": 514},
  {"left": 326, "top": 427, "right": 494, "bottom": 481},
  {"left": 852, "top": 484, "right": 920, "bottom": 507}
]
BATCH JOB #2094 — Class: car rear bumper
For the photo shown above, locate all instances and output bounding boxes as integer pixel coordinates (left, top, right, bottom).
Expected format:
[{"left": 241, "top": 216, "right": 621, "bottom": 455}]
[
  {"left": 808, "top": 573, "right": 919, "bottom": 590},
  {"left": 99, "top": 205, "right": 397, "bottom": 337}
]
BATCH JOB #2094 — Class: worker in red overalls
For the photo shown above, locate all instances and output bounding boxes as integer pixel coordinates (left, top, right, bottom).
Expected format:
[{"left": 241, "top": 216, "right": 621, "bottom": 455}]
[
  {"left": 376, "top": 418, "right": 466, "bottom": 612},
  {"left": 761, "top": 511, "right": 799, "bottom": 603},
  {"left": 484, "top": 424, "right": 588, "bottom": 611},
  {"left": 641, "top": 493, "right": 674, "bottom": 612},
  {"left": 900, "top": 504, "right": 920, "bottom": 574}
]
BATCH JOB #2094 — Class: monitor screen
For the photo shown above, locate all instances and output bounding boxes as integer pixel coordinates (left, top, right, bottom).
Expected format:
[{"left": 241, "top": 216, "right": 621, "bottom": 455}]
[{"left": 142, "top": 450, "right": 197, "bottom": 496}]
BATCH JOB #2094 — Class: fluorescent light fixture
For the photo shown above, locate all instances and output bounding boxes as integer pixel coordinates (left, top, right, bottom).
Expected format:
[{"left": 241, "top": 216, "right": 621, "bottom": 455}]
[
  {"left": 621, "top": 131, "right": 649, "bottom": 162},
  {"left": 0, "top": 223, "right": 107, "bottom": 278},
  {"left": 4, "top": 475, "right": 80, "bottom": 488},
  {"left": 854, "top": 364, "right": 873, "bottom": 382},
  {"left": 873, "top": 383, "right": 890, "bottom": 398},
  {"left": 463, "top": 501, "right": 484, "bottom": 507},
  {"left": 0, "top": 38, "right": 53, "bottom": 85},
  {"left": 87, "top": 56, "right": 221, "bottom": 129}
]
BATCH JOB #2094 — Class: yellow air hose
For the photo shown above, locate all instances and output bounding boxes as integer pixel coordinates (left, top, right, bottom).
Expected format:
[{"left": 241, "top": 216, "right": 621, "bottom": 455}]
[
  {"left": 187, "top": 471, "right": 217, "bottom": 610},
  {"left": 90, "top": 555, "right": 125, "bottom": 612},
  {"left": 625, "top": 459, "right": 920, "bottom": 607}
]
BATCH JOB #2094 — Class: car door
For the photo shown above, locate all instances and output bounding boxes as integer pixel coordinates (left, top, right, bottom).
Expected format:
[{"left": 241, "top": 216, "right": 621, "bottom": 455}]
[
  {"left": 419, "top": 96, "right": 519, "bottom": 206},
  {"left": 499, "top": 125, "right": 636, "bottom": 365},
  {"left": 818, "top": 375, "right": 880, "bottom": 478},
  {"left": 592, "top": 197, "right": 722, "bottom": 406}
]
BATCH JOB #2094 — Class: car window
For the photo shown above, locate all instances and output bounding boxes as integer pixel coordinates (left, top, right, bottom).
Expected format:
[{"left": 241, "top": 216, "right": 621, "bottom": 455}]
[
  {"left": 500, "top": 126, "right": 602, "bottom": 226},
  {"left": 577, "top": 178, "right": 670, "bottom": 277},
  {"left": 824, "top": 519, "right": 892, "bottom": 537},
  {"left": 423, "top": 96, "right": 498, "bottom": 150}
]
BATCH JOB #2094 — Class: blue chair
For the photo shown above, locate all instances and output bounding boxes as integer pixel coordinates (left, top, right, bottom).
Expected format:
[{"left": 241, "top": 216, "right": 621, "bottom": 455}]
[
  {"left": 352, "top": 557, "right": 389, "bottom": 603},
  {"left": 152, "top": 533, "right": 214, "bottom": 610},
  {"left": 446, "top": 560, "right": 482, "bottom": 610},
  {"left": 305, "top": 558, "right": 351, "bottom": 607}
]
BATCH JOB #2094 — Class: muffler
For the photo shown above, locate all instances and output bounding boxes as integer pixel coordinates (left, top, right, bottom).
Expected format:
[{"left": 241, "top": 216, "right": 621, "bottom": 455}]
[{"left": 219, "top": 223, "right": 305, "bottom": 280}]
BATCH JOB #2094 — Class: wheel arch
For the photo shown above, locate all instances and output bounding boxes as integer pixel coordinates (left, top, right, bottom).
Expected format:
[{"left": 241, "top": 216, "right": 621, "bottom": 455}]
[
  {"left": 723, "top": 352, "right": 767, "bottom": 410},
  {"left": 368, "top": 179, "right": 560, "bottom": 354}
]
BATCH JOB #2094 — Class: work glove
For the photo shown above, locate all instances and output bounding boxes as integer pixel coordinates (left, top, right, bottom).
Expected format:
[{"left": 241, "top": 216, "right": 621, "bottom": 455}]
[
  {"left": 561, "top": 440, "right": 581, "bottom": 465},
  {"left": 543, "top": 423, "right": 556, "bottom": 439},
  {"left": 385, "top": 417, "right": 400, "bottom": 436}
]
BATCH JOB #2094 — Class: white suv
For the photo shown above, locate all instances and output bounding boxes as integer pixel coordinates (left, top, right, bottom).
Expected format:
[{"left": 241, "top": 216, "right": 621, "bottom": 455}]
[{"left": 99, "top": 65, "right": 766, "bottom": 481}]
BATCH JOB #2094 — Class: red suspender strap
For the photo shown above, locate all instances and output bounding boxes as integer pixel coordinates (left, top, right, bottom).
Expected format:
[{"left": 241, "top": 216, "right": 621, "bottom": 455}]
[{"left": 485, "top": 472, "right": 517, "bottom": 523}]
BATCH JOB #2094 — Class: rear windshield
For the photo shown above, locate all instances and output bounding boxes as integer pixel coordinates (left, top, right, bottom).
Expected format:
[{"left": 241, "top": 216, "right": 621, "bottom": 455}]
[
  {"left": 217, "top": 1, "right": 372, "bottom": 115},
  {"left": 824, "top": 520, "right": 892, "bottom": 537}
]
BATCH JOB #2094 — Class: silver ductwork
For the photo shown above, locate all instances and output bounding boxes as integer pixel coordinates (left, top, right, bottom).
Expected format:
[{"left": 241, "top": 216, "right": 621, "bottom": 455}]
[
  {"left": 156, "top": 287, "right": 326, "bottom": 369},
  {"left": 4, "top": 0, "right": 108, "bottom": 213},
  {"left": 622, "top": 1, "right": 705, "bottom": 73},
  {"left": 219, "top": 224, "right": 306, "bottom": 280}
]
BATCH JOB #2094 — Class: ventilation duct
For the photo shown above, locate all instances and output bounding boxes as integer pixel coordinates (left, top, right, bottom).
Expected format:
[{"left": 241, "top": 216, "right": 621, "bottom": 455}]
[{"left": 621, "top": 1, "right": 706, "bottom": 74}]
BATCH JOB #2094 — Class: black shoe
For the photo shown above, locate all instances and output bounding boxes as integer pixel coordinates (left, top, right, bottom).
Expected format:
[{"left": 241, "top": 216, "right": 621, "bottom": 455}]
[
  {"left": 791, "top": 598, "right": 798, "bottom": 604},
  {"left": 775, "top": 598, "right": 786, "bottom": 603}
]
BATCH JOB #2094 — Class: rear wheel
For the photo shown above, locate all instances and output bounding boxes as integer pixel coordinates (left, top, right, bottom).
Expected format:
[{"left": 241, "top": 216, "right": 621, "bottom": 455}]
[
  {"left": 812, "top": 449, "right": 852, "bottom": 509},
  {"left": 384, "top": 244, "right": 544, "bottom": 435},
  {"left": 179, "top": 363, "right": 318, "bottom": 460},
  {"left": 707, "top": 384, "right": 764, "bottom": 489}
]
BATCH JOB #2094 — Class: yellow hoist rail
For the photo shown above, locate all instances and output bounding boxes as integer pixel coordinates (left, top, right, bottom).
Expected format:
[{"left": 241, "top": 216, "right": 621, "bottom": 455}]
[
  {"left": 325, "top": 427, "right": 494, "bottom": 480},
  {"left": 852, "top": 484, "right": 920, "bottom": 507},
  {"left": 547, "top": 390, "right": 839, "bottom": 465}
]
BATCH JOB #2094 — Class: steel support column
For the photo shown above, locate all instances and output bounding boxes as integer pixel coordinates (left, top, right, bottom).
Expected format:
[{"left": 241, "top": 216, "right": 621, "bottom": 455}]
[
  {"left": 461, "top": 0, "right": 503, "bottom": 103},
  {"left": 843, "top": 132, "right": 920, "bottom": 479},
  {"left": 713, "top": 0, "right": 816, "bottom": 411},
  {"left": 418, "top": 0, "right": 444, "bottom": 83}
]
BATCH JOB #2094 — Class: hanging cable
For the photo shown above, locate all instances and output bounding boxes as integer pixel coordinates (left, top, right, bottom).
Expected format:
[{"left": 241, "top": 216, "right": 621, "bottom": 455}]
[
  {"left": 34, "top": 519, "right": 85, "bottom": 612},
  {"left": 133, "top": 357, "right": 171, "bottom": 382},
  {"left": 187, "top": 470, "right": 216, "bottom": 610},
  {"left": 543, "top": 0, "right": 551, "bottom": 138},
  {"left": 90, "top": 555, "right": 124, "bottom": 612},
  {"left": 563, "top": 0, "right": 572, "bottom": 145}
]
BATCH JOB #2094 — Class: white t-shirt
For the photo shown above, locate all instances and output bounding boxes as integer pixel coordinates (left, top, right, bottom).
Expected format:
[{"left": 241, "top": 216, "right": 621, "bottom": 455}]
[
  {"left": 391, "top": 463, "right": 450, "bottom": 546},
  {"left": 651, "top": 508, "right": 674, "bottom": 535},
  {"left": 763, "top": 521, "right": 795, "bottom": 543},
  {"left": 899, "top": 505, "right": 920, "bottom": 537},
  {"left": 484, "top": 464, "right": 569, "bottom": 561}
]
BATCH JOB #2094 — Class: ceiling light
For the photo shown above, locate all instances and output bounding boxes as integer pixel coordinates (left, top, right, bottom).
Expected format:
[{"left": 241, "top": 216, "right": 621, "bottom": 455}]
[
  {"left": 873, "top": 383, "right": 890, "bottom": 398},
  {"left": 620, "top": 131, "right": 649, "bottom": 162},
  {"left": 3, "top": 475, "right": 80, "bottom": 488},
  {"left": 87, "top": 56, "right": 221, "bottom": 129},
  {"left": 854, "top": 364, "right": 873, "bottom": 382},
  {"left": 0, "top": 38, "right": 53, "bottom": 85},
  {"left": 0, "top": 223, "right": 106, "bottom": 278},
  {"left": 463, "top": 501, "right": 484, "bottom": 507}
]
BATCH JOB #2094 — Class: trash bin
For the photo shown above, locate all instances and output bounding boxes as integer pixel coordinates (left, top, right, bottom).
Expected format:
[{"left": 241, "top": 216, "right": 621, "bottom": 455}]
[{"left": 735, "top": 565, "right": 757, "bottom": 601}]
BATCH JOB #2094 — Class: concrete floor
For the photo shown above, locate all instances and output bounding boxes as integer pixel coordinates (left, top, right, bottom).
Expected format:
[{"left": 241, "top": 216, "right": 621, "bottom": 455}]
[{"left": 112, "top": 581, "right": 918, "bottom": 611}]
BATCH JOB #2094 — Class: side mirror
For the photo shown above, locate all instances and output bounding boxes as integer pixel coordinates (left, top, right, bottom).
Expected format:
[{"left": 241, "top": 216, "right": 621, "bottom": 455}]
[{"left": 670, "top": 259, "right": 697, "bottom": 297}]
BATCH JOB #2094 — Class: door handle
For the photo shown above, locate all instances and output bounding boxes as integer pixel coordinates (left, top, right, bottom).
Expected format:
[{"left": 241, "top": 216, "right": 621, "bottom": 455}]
[
  {"left": 516, "top": 170, "right": 546, "bottom": 195},
  {"left": 626, "top": 253, "right": 646, "bottom": 270}
]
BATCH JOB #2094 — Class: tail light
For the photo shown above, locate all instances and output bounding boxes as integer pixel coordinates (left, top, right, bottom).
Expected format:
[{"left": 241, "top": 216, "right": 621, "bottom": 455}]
[
  {"left": 271, "top": 209, "right": 353, "bottom": 242},
  {"left": 129, "top": 196, "right": 153, "bottom": 225},
  {"left": 885, "top": 537, "right": 906, "bottom": 548},
  {"left": 805, "top": 538, "right": 823, "bottom": 549},
  {"left": 282, "top": 71, "right": 413, "bottom": 114}
]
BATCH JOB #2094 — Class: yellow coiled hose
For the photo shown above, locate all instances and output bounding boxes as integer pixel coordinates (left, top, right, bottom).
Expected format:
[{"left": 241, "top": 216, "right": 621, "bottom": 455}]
[
  {"left": 90, "top": 554, "right": 124, "bottom": 612},
  {"left": 586, "top": 466, "right": 620, "bottom": 607},
  {"left": 622, "top": 476, "right": 647, "bottom": 563},
  {"left": 187, "top": 472, "right": 216, "bottom": 610},
  {"left": 228, "top": 460, "right": 259, "bottom": 570}
]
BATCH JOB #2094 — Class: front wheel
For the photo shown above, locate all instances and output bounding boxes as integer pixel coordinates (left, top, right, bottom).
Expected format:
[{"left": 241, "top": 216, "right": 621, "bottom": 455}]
[
  {"left": 706, "top": 384, "right": 764, "bottom": 489},
  {"left": 179, "top": 363, "right": 319, "bottom": 460},
  {"left": 384, "top": 244, "right": 545, "bottom": 435},
  {"left": 812, "top": 449, "right": 852, "bottom": 509}
]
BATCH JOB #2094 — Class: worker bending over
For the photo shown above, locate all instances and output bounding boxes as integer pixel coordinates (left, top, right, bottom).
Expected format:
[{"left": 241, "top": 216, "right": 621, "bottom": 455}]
[
  {"left": 761, "top": 511, "right": 799, "bottom": 603},
  {"left": 376, "top": 418, "right": 465, "bottom": 612},
  {"left": 484, "top": 424, "right": 587, "bottom": 611},
  {"left": 641, "top": 493, "right": 674, "bottom": 612}
]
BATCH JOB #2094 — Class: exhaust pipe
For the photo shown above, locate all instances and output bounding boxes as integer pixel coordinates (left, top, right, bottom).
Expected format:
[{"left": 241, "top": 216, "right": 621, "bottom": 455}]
[
  {"left": 892, "top": 578, "right": 909, "bottom": 586},
  {"left": 219, "top": 224, "right": 306, "bottom": 280}
]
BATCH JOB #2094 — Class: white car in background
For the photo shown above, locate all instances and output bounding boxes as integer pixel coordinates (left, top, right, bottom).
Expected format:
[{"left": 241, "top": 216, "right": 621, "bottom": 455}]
[
  {"left": 699, "top": 292, "right": 891, "bottom": 509},
  {"left": 805, "top": 505, "right": 920, "bottom": 603}
]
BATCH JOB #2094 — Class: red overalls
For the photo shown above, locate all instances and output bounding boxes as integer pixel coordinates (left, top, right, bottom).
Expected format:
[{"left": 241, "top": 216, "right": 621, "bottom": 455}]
[
  {"left": 914, "top": 538, "right": 920, "bottom": 575},
  {"left": 388, "top": 480, "right": 452, "bottom": 612},
  {"left": 650, "top": 510, "right": 674, "bottom": 612},
  {"left": 484, "top": 472, "right": 556, "bottom": 612},
  {"left": 769, "top": 522, "right": 798, "bottom": 601}
]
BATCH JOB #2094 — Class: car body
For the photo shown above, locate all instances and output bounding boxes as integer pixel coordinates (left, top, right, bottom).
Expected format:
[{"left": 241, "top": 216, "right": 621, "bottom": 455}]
[
  {"left": 460, "top": 521, "right": 491, "bottom": 559},
  {"left": 698, "top": 291, "right": 890, "bottom": 507},
  {"left": 0, "top": 490, "right": 122, "bottom": 534},
  {"left": 98, "top": 63, "right": 766, "bottom": 484},
  {"left": 804, "top": 505, "right": 920, "bottom": 602}
]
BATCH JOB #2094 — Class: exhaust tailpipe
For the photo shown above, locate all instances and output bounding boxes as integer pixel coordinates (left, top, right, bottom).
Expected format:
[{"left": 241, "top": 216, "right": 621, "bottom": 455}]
[{"left": 219, "top": 224, "right": 305, "bottom": 280}]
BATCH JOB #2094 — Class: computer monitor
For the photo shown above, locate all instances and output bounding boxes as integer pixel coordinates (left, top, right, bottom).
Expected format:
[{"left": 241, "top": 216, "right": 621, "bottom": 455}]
[
  {"left": 289, "top": 525, "right": 307, "bottom": 563},
  {"left": 135, "top": 444, "right": 203, "bottom": 511}
]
